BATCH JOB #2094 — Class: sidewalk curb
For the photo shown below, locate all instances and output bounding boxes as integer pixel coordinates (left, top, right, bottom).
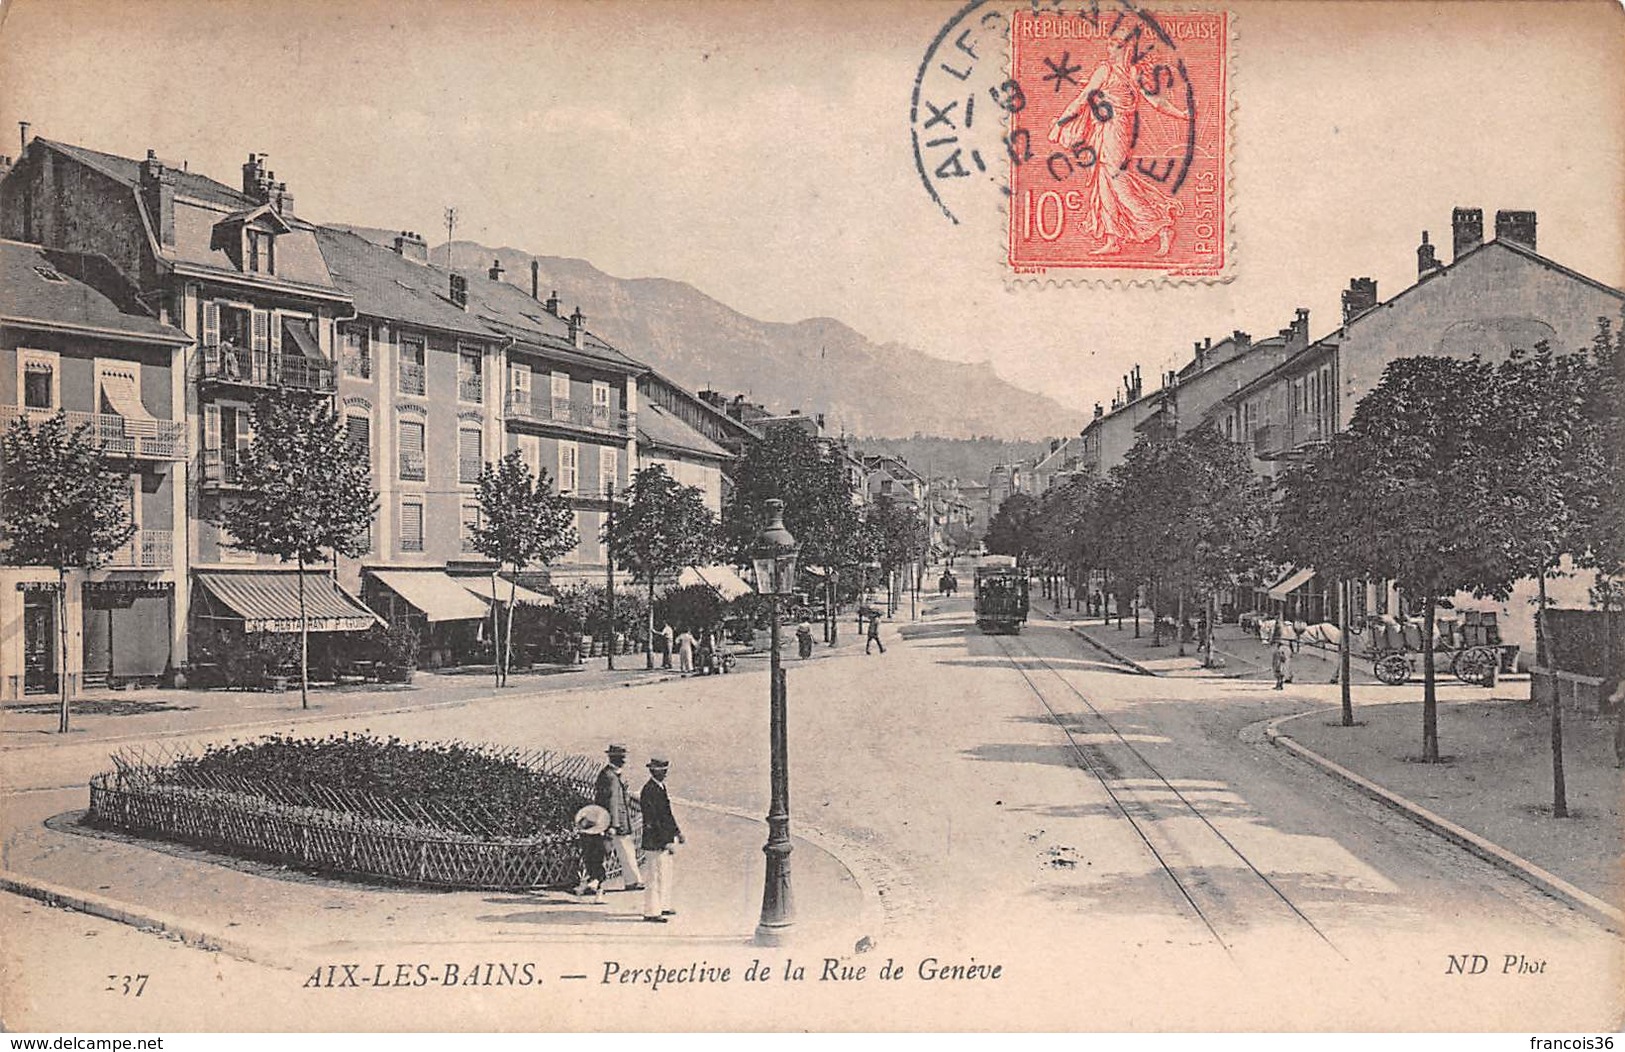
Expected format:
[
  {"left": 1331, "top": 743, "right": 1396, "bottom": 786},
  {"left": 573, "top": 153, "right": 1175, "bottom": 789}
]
[
  {"left": 1263, "top": 710, "right": 1623, "bottom": 933},
  {"left": 1061, "top": 623, "right": 1157, "bottom": 677},
  {"left": 0, "top": 868, "right": 263, "bottom": 962}
]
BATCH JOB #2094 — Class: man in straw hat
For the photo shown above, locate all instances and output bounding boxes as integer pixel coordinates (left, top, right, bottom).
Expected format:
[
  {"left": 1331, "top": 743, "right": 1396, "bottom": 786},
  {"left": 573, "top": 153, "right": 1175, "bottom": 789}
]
[
  {"left": 595, "top": 743, "right": 644, "bottom": 891},
  {"left": 572, "top": 803, "right": 610, "bottom": 903},
  {"left": 639, "top": 756, "right": 684, "bottom": 922}
]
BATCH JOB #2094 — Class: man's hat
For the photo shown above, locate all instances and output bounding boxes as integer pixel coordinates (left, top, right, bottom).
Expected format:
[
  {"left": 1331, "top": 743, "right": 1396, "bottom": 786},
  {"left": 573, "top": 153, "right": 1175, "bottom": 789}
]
[
  {"left": 647, "top": 757, "right": 670, "bottom": 770},
  {"left": 606, "top": 743, "right": 627, "bottom": 757},
  {"left": 573, "top": 804, "right": 611, "bottom": 835}
]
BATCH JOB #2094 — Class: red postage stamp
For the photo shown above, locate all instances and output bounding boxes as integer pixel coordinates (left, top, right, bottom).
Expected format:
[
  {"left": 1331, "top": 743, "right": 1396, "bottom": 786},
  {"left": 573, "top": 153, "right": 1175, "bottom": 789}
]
[{"left": 1006, "top": 7, "right": 1229, "bottom": 280}]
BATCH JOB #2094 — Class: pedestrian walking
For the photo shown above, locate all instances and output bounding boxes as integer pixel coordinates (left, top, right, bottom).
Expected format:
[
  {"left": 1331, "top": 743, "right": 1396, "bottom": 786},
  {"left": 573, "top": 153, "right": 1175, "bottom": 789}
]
[
  {"left": 796, "top": 613, "right": 814, "bottom": 659},
  {"left": 674, "top": 627, "right": 696, "bottom": 674},
  {"left": 865, "top": 609, "right": 886, "bottom": 655},
  {"left": 639, "top": 756, "right": 684, "bottom": 922},
  {"left": 594, "top": 744, "right": 644, "bottom": 890},
  {"left": 659, "top": 622, "right": 674, "bottom": 669},
  {"left": 1269, "top": 621, "right": 1293, "bottom": 690},
  {"left": 571, "top": 803, "right": 610, "bottom": 903}
]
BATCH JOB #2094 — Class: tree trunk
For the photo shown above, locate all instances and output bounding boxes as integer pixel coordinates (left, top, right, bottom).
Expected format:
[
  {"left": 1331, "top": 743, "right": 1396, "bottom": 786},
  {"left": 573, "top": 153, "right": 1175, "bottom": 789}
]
[
  {"left": 57, "top": 566, "right": 69, "bottom": 734},
  {"left": 1339, "top": 578, "right": 1353, "bottom": 727},
  {"left": 1538, "top": 570, "right": 1567, "bottom": 817},
  {"left": 491, "top": 571, "right": 502, "bottom": 688},
  {"left": 646, "top": 576, "right": 656, "bottom": 670},
  {"left": 1176, "top": 591, "right": 1186, "bottom": 657},
  {"left": 297, "top": 552, "right": 309, "bottom": 710},
  {"left": 1422, "top": 595, "right": 1439, "bottom": 762},
  {"left": 1149, "top": 580, "right": 1160, "bottom": 645},
  {"left": 830, "top": 571, "right": 840, "bottom": 646},
  {"left": 504, "top": 573, "right": 518, "bottom": 687}
]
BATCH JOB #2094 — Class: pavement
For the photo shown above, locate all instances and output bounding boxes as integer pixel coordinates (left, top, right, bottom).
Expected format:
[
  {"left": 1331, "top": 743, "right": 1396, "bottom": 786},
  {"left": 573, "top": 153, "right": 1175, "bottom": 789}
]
[
  {"left": 1066, "top": 610, "right": 1623, "bottom": 931},
  {"left": 0, "top": 633, "right": 882, "bottom": 973}
]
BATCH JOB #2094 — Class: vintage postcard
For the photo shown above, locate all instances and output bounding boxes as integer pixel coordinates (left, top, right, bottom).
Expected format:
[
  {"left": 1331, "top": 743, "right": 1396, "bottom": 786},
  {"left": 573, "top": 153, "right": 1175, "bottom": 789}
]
[{"left": 1, "top": 0, "right": 1622, "bottom": 1038}]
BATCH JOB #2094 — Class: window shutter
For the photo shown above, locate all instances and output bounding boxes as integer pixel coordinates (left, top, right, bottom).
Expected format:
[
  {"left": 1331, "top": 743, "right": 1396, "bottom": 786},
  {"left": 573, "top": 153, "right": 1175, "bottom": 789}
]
[
  {"left": 236, "top": 407, "right": 255, "bottom": 450},
  {"left": 592, "top": 381, "right": 610, "bottom": 407},
  {"left": 600, "top": 448, "right": 618, "bottom": 495},
  {"left": 511, "top": 364, "right": 531, "bottom": 393},
  {"left": 268, "top": 313, "right": 282, "bottom": 357},
  {"left": 251, "top": 310, "right": 270, "bottom": 354},
  {"left": 346, "top": 414, "right": 371, "bottom": 468},
  {"left": 552, "top": 371, "right": 570, "bottom": 400},
  {"left": 203, "top": 404, "right": 221, "bottom": 454},
  {"left": 558, "top": 441, "right": 578, "bottom": 492},
  {"left": 201, "top": 301, "right": 220, "bottom": 346}
]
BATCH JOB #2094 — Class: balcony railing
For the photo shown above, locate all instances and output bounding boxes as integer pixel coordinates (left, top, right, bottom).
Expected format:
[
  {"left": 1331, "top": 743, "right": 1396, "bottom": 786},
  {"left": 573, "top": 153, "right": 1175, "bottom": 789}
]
[
  {"left": 106, "top": 530, "right": 173, "bottom": 568},
  {"left": 400, "top": 451, "right": 427, "bottom": 481},
  {"left": 342, "top": 352, "right": 373, "bottom": 380},
  {"left": 200, "top": 344, "right": 335, "bottom": 392},
  {"left": 5, "top": 405, "right": 187, "bottom": 461},
  {"left": 1285, "top": 416, "right": 1331, "bottom": 451},
  {"left": 1250, "top": 424, "right": 1279, "bottom": 458},
  {"left": 458, "top": 375, "right": 483, "bottom": 403},
  {"left": 201, "top": 450, "right": 242, "bottom": 486},
  {"left": 398, "top": 361, "right": 426, "bottom": 396},
  {"left": 458, "top": 456, "right": 483, "bottom": 484},
  {"left": 504, "top": 393, "right": 629, "bottom": 436}
]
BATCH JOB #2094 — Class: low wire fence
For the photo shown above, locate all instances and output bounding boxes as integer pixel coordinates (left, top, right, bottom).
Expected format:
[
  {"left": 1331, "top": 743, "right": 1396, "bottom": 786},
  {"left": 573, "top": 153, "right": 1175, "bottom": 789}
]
[{"left": 86, "top": 741, "right": 637, "bottom": 891}]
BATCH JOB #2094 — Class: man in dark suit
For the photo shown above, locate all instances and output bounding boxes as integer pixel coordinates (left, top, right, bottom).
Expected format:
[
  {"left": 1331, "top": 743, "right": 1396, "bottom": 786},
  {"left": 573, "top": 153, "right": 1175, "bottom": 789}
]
[
  {"left": 595, "top": 744, "right": 643, "bottom": 891},
  {"left": 639, "top": 757, "right": 684, "bottom": 922}
]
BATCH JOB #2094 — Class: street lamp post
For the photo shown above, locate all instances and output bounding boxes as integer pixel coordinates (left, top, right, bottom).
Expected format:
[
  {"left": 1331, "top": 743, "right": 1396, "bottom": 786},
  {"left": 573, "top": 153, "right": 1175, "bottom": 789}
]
[{"left": 751, "top": 499, "right": 799, "bottom": 946}]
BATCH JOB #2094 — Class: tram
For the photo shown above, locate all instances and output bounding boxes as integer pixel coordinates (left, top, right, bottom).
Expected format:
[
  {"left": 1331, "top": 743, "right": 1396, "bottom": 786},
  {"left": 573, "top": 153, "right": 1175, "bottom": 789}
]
[{"left": 974, "top": 557, "right": 1029, "bottom": 634}]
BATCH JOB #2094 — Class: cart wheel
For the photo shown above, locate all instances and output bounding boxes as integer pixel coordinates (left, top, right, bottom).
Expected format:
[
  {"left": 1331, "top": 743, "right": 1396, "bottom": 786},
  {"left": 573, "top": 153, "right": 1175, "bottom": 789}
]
[
  {"left": 1453, "top": 647, "right": 1494, "bottom": 686},
  {"left": 1374, "top": 652, "right": 1410, "bottom": 685}
]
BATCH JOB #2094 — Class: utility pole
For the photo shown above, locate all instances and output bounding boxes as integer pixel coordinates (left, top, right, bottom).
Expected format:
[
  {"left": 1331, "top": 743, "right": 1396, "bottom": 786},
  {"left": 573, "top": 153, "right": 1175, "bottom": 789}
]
[
  {"left": 444, "top": 206, "right": 458, "bottom": 270},
  {"left": 605, "top": 479, "right": 616, "bottom": 670}
]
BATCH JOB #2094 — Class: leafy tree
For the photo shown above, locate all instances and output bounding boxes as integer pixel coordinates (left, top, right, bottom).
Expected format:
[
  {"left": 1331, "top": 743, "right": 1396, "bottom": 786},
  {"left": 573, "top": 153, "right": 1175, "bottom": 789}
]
[
  {"left": 1276, "top": 430, "right": 1384, "bottom": 726},
  {"left": 864, "top": 496, "right": 928, "bottom": 614},
  {"left": 607, "top": 465, "right": 718, "bottom": 668},
  {"left": 1485, "top": 342, "right": 1605, "bottom": 816},
  {"left": 984, "top": 492, "right": 1042, "bottom": 566},
  {"left": 724, "top": 424, "right": 861, "bottom": 642},
  {"left": 1329, "top": 356, "right": 1505, "bottom": 762},
  {"left": 1574, "top": 316, "right": 1625, "bottom": 702},
  {"left": 214, "top": 392, "right": 377, "bottom": 709},
  {"left": 0, "top": 412, "right": 137, "bottom": 732},
  {"left": 471, "top": 450, "right": 578, "bottom": 686}
]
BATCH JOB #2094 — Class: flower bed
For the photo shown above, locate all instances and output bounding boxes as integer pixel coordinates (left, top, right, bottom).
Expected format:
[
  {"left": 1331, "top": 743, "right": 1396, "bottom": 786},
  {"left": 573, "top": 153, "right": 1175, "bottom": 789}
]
[{"left": 86, "top": 735, "right": 636, "bottom": 890}]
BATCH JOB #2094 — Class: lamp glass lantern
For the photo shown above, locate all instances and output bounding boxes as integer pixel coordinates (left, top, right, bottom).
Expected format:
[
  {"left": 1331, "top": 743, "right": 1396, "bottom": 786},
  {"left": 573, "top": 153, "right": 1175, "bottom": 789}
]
[{"left": 751, "top": 499, "right": 799, "bottom": 595}]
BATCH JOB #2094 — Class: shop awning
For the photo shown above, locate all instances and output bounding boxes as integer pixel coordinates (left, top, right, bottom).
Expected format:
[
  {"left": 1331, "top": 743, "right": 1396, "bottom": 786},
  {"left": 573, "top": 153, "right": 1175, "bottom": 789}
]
[
  {"left": 457, "top": 575, "right": 555, "bottom": 607},
  {"left": 677, "top": 564, "right": 753, "bottom": 601},
  {"left": 98, "top": 366, "right": 159, "bottom": 427},
  {"left": 370, "top": 570, "right": 490, "bottom": 622},
  {"left": 194, "top": 570, "right": 379, "bottom": 633},
  {"left": 1267, "top": 567, "right": 1317, "bottom": 601},
  {"left": 282, "top": 317, "right": 323, "bottom": 360}
]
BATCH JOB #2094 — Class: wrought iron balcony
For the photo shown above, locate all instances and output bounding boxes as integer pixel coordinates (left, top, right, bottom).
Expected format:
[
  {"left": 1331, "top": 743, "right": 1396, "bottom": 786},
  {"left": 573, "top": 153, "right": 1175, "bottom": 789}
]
[
  {"left": 4, "top": 405, "right": 187, "bottom": 461},
  {"left": 458, "top": 455, "right": 483, "bottom": 484},
  {"left": 399, "top": 450, "right": 427, "bottom": 481},
  {"left": 504, "top": 393, "right": 629, "bottom": 436},
  {"left": 106, "top": 530, "right": 173, "bottom": 568},
  {"left": 458, "top": 374, "right": 483, "bottom": 403},
  {"left": 200, "top": 449, "right": 243, "bottom": 486},
  {"left": 200, "top": 343, "right": 335, "bottom": 392},
  {"left": 342, "top": 352, "right": 373, "bottom": 380},
  {"left": 398, "top": 361, "right": 426, "bottom": 396}
]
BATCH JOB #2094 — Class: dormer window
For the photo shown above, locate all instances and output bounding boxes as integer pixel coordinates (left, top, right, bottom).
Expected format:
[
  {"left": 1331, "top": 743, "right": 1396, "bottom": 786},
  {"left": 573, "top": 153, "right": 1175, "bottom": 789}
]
[{"left": 246, "top": 229, "right": 276, "bottom": 274}]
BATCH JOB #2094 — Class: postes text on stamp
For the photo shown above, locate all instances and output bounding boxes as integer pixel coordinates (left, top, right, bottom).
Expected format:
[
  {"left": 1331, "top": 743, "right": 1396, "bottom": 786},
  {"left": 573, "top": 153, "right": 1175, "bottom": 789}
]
[{"left": 1006, "top": 6, "right": 1229, "bottom": 280}]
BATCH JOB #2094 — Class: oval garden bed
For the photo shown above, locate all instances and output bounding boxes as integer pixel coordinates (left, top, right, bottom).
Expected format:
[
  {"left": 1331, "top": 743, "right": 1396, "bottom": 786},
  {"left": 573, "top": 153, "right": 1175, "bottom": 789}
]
[{"left": 86, "top": 733, "right": 638, "bottom": 890}]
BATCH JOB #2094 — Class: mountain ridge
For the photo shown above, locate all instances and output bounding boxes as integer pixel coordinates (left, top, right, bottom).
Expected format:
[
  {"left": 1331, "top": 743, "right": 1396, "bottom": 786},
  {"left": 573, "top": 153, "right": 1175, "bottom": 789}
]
[{"left": 324, "top": 224, "right": 1085, "bottom": 439}]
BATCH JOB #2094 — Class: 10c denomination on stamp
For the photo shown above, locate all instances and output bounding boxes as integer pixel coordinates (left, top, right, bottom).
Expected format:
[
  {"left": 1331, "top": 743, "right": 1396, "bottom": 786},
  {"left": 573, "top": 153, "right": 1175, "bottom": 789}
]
[{"left": 1006, "top": 6, "right": 1229, "bottom": 280}]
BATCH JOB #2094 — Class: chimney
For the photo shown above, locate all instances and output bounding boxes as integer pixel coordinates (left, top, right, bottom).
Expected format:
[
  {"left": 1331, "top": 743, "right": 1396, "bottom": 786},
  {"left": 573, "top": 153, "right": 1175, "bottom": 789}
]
[
  {"left": 1452, "top": 206, "right": 1483, "bottom": 262},
  {"left": 568, "top": 306, "right": 586, "bottom": 348},
  {"left": 1050, "top": 438, "right": 1061, "bottom": 453},
  {"left": 1280, "top": 308, "right": 1310, "bottom": 352},
  {"left": 1416, "top": 230, "right": 1443, "bottom": 281},
  {"left": 272, "top": 180, "right": 295, "bottom": 218},
  {"left": 0, "top": 154, "right": 11, "bottom": 184},
  {"left": 1494, "top": 209, "right": 1537, "bottom": 252},
  {"left": 449, "top": 273, "right": 468, "bottom": 309},
  {"left": 1232, "top": 329, "right": 1251, "bottom": 353},
  {"left": 545, "top": 290, "right": 561, "bottom": 317},
  {"left": 241, "top": 153, "right": 270, "bottom": 202},
  {"left": 392, "top": 230, "right": 428, "bottom": 263},
  {"left": 530, "top": 260, "right": 540, "bottom": 299},
  {"left": 18, "top": 120, "right": 29, "bottom": 155},
  {"left": 1093, "top": 403, "right": 1103, "bottom": 420},
  {"left": 487, "top": 257, "right": 504, "bottom": 282},
  {"left": 816, "top": 413, "right": 825, "bottom": 430},
  {"left": 1341, "top": 277, "right": 1378, "bottom": 326},
  {"left": 139, "top": 149, "right": 175, "bottom": 248}
]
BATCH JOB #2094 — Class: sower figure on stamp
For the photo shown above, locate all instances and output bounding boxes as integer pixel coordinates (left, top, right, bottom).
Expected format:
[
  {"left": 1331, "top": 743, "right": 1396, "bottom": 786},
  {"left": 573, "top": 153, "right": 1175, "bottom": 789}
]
[
  {"left": 639, "top": 756, "right": 684, "bottom": 922},
  {"left": 595, "top": 743, "right": 644, "bottom": 891},
  {"left": 1049, "top": 34, "right": 1190, "bottom": 257}
]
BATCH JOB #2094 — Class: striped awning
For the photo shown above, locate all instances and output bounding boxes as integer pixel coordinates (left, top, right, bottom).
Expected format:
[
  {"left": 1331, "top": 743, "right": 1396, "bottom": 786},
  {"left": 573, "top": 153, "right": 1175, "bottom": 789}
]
[
  {"left": 1267, "top": 567, "right": 1317, "bottom": 601},
  {"left": 677, "top": 564, "right": 753, "bottom": 601},
  {"left": 194, "top": 570, "right": 379, "bottom": 633},
  {"left": 370, "top": 569, "right": 489, "bottom": 622},
  {"left": 457, "top": 575, "right": 555, "bottom": 607}
]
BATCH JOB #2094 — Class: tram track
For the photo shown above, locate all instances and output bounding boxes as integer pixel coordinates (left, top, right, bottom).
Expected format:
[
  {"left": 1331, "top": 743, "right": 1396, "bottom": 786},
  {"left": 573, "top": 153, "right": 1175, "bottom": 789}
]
[{"left": 990, "top": 629, "right": 1347, "bottom": 964}]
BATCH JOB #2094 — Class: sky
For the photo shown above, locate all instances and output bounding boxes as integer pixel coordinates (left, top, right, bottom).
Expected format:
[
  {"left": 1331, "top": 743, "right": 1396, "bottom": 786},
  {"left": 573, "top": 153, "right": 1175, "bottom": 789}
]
[{"left": 1, "top": 0, "right": 1621, "bottom": 416}]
